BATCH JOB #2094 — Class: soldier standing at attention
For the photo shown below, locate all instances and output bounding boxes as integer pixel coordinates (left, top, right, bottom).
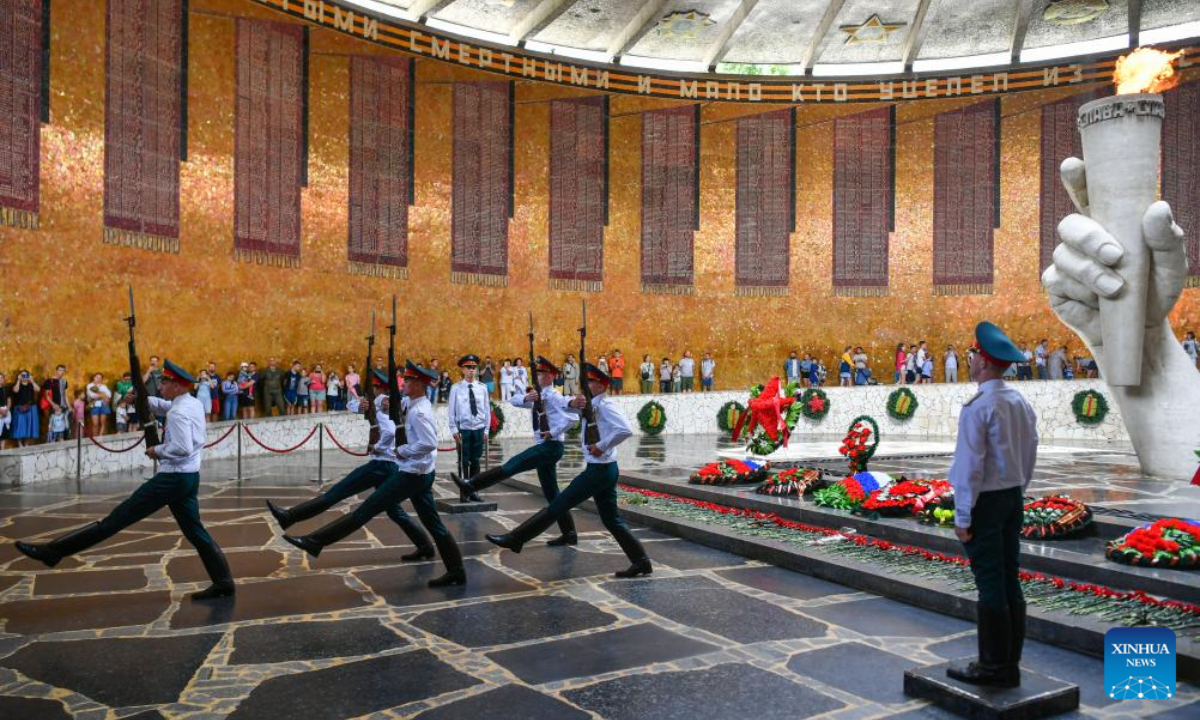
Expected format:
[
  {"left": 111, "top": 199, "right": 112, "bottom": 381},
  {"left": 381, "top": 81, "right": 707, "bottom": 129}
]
[
  {"left": 486, "top": 364, "right": 651, "bottom": 578},
  {"left": 16, "top": 361, "right": 235, "bottom": 600},
  {"left": 261, "top": 357, "right": 286, "bottom": 417},
  {"left": 452, "top": 356, "right": 580, "bottom": 546},
  {"left": 447, "top": 354, "right": 490, "bottom": 502},
  {"left": 947, "top": 322, "right": 1038, "bottom": 688},
  {"left": 283, "top": 362, "right": 466, "bottom": 588}
]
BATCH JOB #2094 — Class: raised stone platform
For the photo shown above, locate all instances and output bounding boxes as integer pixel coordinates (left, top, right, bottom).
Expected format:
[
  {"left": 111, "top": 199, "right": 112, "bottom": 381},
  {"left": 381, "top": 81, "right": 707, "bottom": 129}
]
[
  {"left": 435, "top": 497, "right": 499, "bottom": 514},
  {"left": 904, "top": 661, "right": 1080, "bottom": 720}
]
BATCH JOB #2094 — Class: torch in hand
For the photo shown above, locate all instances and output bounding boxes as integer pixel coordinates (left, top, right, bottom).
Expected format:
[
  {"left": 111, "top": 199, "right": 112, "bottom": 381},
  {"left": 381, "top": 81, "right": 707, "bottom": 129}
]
[{"left": 1072, "top": 47, "right": 1182, "bottom": 386}]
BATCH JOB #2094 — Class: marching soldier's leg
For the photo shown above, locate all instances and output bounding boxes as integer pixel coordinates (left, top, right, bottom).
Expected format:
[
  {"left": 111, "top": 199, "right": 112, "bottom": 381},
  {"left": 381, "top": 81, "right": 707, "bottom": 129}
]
[
  {"left": 266, "top": 462, "right": 385, "bottom": 529},
  {"left": 591, "top": 466, "right": 650, "bottom": 578},
  {"left": 536, "top": 445, "right": 576, "bottom": 546},
  {"left": 386, "top": 503, "right": 436, "bottom": 561},
  {"left": 410, "top": 472, "right": 466, "bottom": 588},
  {"left": 170, "top": 474, "right": 235, "bottom": 601},
  {"left": 486, "top": 464, "right": 594, "bottom": 554}
]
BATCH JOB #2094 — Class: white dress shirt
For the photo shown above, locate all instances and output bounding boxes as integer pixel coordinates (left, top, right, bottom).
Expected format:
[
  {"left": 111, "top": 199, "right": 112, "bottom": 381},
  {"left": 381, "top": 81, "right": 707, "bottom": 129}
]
[
  {"left": 580, "top": 392, "right": 633, "bottom": 464},
  {"left": 371, "top": 397, "right": 400, "bottom": 466},
  {"left": 948, "top": 380, "right": 1038, "bottom": 528},
  {"left": 149, "top": 394, "right": 206, "bottom": 473},
  {"left": 395, "top": 395, "right": 438, "bottom": 474},
  {"left": 510, "top": 386, "right": 580, "bottom": 443},
  {"left": 447, "top": 380, "right": 491, "bottom": 432}
]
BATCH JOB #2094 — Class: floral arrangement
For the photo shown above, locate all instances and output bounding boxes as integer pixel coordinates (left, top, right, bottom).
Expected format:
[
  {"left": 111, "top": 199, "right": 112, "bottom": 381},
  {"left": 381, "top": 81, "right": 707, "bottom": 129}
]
[
  {"left": 489, "top": 401, "right": 505, "bottom": 439},
  {"left": 1022, "top": 495, "right": 1093, "bottom": 539},
  {"left": 1192, "top": 449, "right": 1199, "bottom": 487},
  {"left": 1071, "top": 389, "right": 1109, "bottom": 425},
  {"left": 917, "top": 494, "right": 957, "bottom": 527},
  {"left": 839, "top": 416, "right": 880, "bottom": 474},
  {"left": 1106, "top": 518, "right": 1200, "bottom": 569},
  {"left": 755, "top": 467, "right": 825, "bottom": 497},
  {"left": 689, "top": 458, "right": 771, "bottom": 486},
  {"left": 861, "top": 478, "right": 952, "bottom": 517},
  {"left": 886, "top": 387, "right": 919, "bottom": 421},
  {"left": 799, "top": 388, "right": 830, "bottom": 421},
  {"left": 741, "top": 378, "right": 804, "bottom": 456},
  {"left": 716, "top": 401, "right": 747, "bottom": 434},
  {"left": 637, "top": 401, "right": 667, "bottom": 436},
  {"left": 813, "top": 472, "right": 893, "bottom": 512}
]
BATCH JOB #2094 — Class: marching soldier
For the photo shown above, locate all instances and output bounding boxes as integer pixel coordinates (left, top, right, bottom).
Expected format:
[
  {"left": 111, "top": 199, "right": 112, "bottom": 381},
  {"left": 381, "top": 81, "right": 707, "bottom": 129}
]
[
  {"left": 447, "top": 354, "right": 491, "bottom": 502},
  {"left": 265, "top": 370, "right": 436, "bottom": 563},
  {"left": 16, "top": 361, "right": 235, "bottom": 600},
  {"left": 947, "top": 322, "right": 1038, "bottom": 688},
  {"left": 451, "top": 355, "right": 579, "bottom": 546},
  {"left": 486, "top": 363, "right": 652, "bottom": 578},
  {"left": 283, "top": 362, "right": 466, "bottom": 588}
]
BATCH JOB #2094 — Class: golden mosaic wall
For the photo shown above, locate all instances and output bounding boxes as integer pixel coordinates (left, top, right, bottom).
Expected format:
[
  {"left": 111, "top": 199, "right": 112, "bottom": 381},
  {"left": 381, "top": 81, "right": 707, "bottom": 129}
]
[{"left": 1, "top": 0, "right": 1196, "bottom": 392}]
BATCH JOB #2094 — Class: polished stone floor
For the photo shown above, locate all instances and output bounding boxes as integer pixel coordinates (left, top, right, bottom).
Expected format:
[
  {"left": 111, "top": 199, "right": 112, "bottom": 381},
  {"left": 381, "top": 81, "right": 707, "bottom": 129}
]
[{"left": 0, "top": 441, "right": 1197, "bottom": 719}]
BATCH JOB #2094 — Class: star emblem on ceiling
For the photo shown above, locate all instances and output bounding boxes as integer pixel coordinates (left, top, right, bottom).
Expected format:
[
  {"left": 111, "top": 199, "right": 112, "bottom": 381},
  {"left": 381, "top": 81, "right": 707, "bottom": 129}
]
[
  {"left": 657, "top": 10, "right": 717, "bottom": 40},
  {"left": 839, "top": 14, "right": 905, "bottom": 44}
]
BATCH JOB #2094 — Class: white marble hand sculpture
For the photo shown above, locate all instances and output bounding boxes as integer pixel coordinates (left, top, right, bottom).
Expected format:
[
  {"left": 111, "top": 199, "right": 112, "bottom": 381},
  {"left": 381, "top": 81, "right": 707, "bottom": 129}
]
[{"left": 1042, "top": 157, "right": 1199, "bottom": 480}]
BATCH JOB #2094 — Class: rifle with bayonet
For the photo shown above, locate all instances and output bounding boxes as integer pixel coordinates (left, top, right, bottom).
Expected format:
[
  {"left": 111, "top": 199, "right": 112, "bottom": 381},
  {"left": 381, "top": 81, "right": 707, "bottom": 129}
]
[
  {"left": 125, "top": 287, "right": 161, "bottom": 448},
  {"left": 387, "top": 295, "right": 407, "bottom": 447},
  {"left": 577, "top": 301, "right": 600, "bottom": 445},
  {"left": 361, "top": 310, "right": 379, "bottom": 449},
  {"left": 527, "top": 312, "right": 551, "bottom": 437}
]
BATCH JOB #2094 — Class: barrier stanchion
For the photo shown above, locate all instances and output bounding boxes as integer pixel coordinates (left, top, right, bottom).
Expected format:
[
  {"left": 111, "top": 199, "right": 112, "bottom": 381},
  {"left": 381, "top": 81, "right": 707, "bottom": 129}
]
[
  {"left": 317, "top": 422, "right": 324, "bottom": 485},
  {"left": 236, "top": 421, "right": 243, "bottom": 483},
  {"left": 75, "top": 423, "right": 83, "bottom": 481}
]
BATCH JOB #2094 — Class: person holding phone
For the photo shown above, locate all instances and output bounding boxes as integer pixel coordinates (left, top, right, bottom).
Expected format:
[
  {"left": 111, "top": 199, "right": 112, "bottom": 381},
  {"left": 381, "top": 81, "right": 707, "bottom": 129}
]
[{"left": 10, "top": 371, "right": 40, "bottom": 447}]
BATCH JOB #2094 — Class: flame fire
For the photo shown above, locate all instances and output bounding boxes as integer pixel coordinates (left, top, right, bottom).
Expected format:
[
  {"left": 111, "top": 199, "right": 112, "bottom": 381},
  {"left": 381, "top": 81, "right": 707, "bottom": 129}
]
[{"left": 1113, "top": 47, "right": 1184, "bottom": 94}]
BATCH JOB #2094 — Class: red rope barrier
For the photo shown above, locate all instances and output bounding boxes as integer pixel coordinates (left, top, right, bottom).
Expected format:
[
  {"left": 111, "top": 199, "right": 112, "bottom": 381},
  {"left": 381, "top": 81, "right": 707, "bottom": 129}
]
[
  {"left": 324, "top": 426, "right": 368, "bottom": 457},
  {"left": 86, "top": 434, "right": 146, "bottom": 454},
  {"left": 203, "top": 424, "right": 238, "bottom": 450},
  {"left": 242, "top": 424, "right": 318, "bottom": 454}
]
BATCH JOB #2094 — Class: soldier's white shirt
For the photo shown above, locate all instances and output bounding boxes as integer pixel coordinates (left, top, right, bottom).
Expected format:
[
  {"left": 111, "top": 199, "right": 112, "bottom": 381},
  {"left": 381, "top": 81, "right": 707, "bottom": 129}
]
[
  {"left": 948, "top": 379, "right": 1038, "bottom": 529},
  {"left": 580, "top": 392, "right": 633, "bottom": 464},
  {"left": 395, "top": 395, "right": 438, "bottom": 474},
  {"left": 447, "top": 380, "right": 491, "bottom": 432},
  {"left": 510, "top": 385, "right": 580, "bottom": 443},
  {"left": 148, "top": 394, "right": 206, "bottom": 473}
]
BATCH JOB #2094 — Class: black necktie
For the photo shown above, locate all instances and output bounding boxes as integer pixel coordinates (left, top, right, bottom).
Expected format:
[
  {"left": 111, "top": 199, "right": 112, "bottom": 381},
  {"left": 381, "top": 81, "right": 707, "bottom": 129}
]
[{"left": 468, "top": 383, "right": 478, "bottom": 416}]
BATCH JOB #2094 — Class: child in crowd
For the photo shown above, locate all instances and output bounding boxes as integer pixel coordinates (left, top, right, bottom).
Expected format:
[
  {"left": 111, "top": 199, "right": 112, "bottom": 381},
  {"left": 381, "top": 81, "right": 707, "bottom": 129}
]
[
  {"left": 72, "top": 391, "right": 86, "bottom": 438},
  {"left": 115, "top": 393, "right": 132, "bottom": 433},
  {"left": 921, "top": 356, "right": 934, "bottom": 384},
  {"left": 48, "top": 396, "right": 70, "bottom": 442},
  {"left": 297, "top": 369, "right": 311, "bottom": 413}
]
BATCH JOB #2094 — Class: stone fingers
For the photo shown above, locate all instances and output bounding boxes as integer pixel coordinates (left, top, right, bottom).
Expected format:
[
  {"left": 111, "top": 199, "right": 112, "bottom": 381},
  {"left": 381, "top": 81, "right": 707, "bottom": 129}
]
[{"left": 1051, "top": 242, "right": 1123, "bottom": 299}]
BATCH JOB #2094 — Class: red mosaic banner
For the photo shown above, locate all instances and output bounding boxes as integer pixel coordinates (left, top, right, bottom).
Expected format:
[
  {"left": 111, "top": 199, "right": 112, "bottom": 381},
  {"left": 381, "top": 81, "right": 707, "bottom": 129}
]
[
  {"left": 641, "top": 104, "right": 698, "bottom": 293},
  {"left": 348, "top": 55, "right": 412, "bottom": 278},
  {"left": 0, "top": 0, "right": 44, "bottom": 229},
  {"left": 103, "top": 0, "right": 184, "bottom": 253},
  {"left": 832, "top": 106, "right": 892, "bottom": 295},
  {"left": 933, "top": 100, "right": 997, "bottom": 294},
  {"left": 1164, "top": 80, "right": 1200, "bottom": 286},
  {"left": 451, "top": 81, "right": 511, "bottom": 285},
  {"left": 549, "top": 95, "right": 606, "bottom": 291},
  {"left": 736, "top": 108, "right": 793, "bottom": 295},
  {"left": 234, "top": 18, "right": 304, "bottom": 266}
]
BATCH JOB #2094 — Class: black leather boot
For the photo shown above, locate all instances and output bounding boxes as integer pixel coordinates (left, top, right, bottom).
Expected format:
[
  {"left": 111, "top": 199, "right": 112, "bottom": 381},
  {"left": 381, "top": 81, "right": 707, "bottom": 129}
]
[
  {"left": 266, "top": 496, "right": 332, "bottom": 530},
  {"left": 948, "top": 607, "right": 1015, "bottom": 688},
  {"left": 546, "top": 511, "right": 578, "bottom": 547},
  {"left": 190, "top": 540, "right": 236, "bottom": 601},
  {"left": 393, "top": 514, "right": 435, "bottom": 561},
  {"left": 283, "top": 512, "right": 363, "bottom": 558},
  {"left": 486, "top": 508, "right": 559, "bottom": 553},
  {"left": 1008, "top": 601, "right": 1026, "bottom": 687},
  {"left": 452, "top": 466, "right": 507, "bottom": 496},
  {"left": 427, "top": 533, "right": 466, "bottom": 587},
  {"left": 16, "top": 521, "right": 109, "bottom": 568},
  {"left": 463, "top": 461, "right": 484, "bottom": 502},
  {"left": 609, "top": 524, "right": 652, "bottom": 578}
]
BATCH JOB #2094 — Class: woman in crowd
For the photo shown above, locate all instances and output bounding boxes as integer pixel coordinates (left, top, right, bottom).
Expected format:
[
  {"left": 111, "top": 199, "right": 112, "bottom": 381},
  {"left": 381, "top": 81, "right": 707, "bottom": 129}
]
[
  {"left": 480, "top": 357, "right": 496, "bottom": 398},
  {"left": 345, "top": 364, "right": 360, "bottom": 409},
  {"left": 196, "top": 370, "right": 214, "bottom": 423},
  {"left": 284, "top": 361, "right": 301, "bottom": 415},
  {"left": 945, "top": 345, "right": 959, "bottom": 383},
  {"left": 499, "top": 359, "right": 514, "bottom": 401},
  {"left": 221, "top": 373, "right": 240, "bottom": 421},
  {"left": 0, "top": 372, "right": 11, "bottom": 449},
  {"left": 839, "top": 347, "right": 853, "bottom": 387},
  {"left": 639, "top": 354, "right": 655, "bottom": 394},
  {"left": 671, "top": 363, "right": 682, "bottom": 393},
  {"left": 10, "top": 371, "right": 40, "bottom": 447},
  {"left": 853, "top": 347, "right": 871, "bottom": 386},
  {"left": 512, "top": 358, "right": 528, "bottom": 397},
  {"left": 328, "top": 370, "right": 343, "bottom": 411},
  {"left": 309, "top": 364, "right": 327, "bottom": 414},
  {"left": 894, "top": 343, "right": 907, "bottom": 384}
]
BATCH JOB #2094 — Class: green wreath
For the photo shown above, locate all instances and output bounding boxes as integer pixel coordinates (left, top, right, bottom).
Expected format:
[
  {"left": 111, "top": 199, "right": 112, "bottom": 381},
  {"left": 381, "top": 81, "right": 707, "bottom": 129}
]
[
  {"left": 716, "top": 401, "right": 746, "bottom": 434},
  {"left": 1071, "top": 390, "right": 1109, "bottom": 425},
  {"left": 489, "top": 401, "right": 505, "bottom": 439},
  {"left": 887, "top": 387, "right": 919, "bottom": 421},
  {"left": 799, "top": 388, "right": 830, "bottom": 421},
  {"left": 842, "top": 415, "right": 881, "bottom": 473},
  {"left": 637, "top": 400, "right": 667, "bottom": 436}
]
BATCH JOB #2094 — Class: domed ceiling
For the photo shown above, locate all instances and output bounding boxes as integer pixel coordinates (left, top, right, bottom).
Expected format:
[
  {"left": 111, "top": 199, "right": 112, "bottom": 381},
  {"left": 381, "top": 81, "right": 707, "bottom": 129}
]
[{"left": 347, "top": 0, "right": 1200, "bottom": 76}]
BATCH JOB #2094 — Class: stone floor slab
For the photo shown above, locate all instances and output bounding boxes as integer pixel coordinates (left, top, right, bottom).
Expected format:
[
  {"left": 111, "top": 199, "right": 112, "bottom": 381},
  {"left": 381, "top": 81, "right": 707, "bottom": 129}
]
[
  {"left": 84, "top": 533, "right": 181, "bottom": 556},
  {"left": 564, "top": 662, "right": 846, "bottom": 720},
  {"left": 801, "top": 596, "right": 974, "bottom": 638},
  {"left": 411, "top": 594, "right": 617, "bottom": 648},
  {"left": 226, "top": 649, "right": 478, "bottom": 720},
  {"left": 0, "top": 516, "right": 99, "bottom": 539},
  {"left": 717, "top": 565, "right": 858, "bottom": 600},
  {"left": 356, "top": 558, "right": 535, "bottom": 608},
  {"left": 641, "top": 539, "right": 748, "bottom": 570},
  {"left": 0, "top": 591, "right": 172, "bottom": 634},
  {"left": 602, "top": 575, "right": 828, "bottom": 644},
  {"left": 229, "top": 618, "right": 408, "bottom": 665},
  {"left": 788, "top": 641, "right": 931, "bottom": 705},
  {"left": 414, "top": 684, "right": 589, "bottom": 720},
  {"left": 33, "top": 567, "right": 147, "bottom": 596},
  {"left": 501, "top": 545, "right": 636, "bottom": 582},
  {"left": 2, "top": 633, "right": 222, "bottom": 707},
  {"left": 166, "top": 549, "right": 285, "bottom": 584},
  {"left": 487, "top": 623, "right": 719, "bottom": 685},
  {"left": 170, "top": 575, "right": 369, "bottom": 629},
  {"left": 206, "top": 521, "right": 275, "bottom": 548},
  {"left": 0, "top": 696, "right": 73, "bottom": 720}
]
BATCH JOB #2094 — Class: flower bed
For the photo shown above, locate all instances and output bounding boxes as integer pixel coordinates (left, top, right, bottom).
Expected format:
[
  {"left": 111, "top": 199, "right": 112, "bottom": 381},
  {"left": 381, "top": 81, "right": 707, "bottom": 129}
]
[
  {"left": 756, "top": 467, "right": 826, "bottom": 497},
  {"left": 1022, "top": 495, "right": 1093, "bottom": 539},
  {"left": 813, "top": 472, "right": 894, "bottom": 512},
  {"left": 1106, "top": 518, "right": 1200, "bottom": 569},
  {"left": 861, "top": 478, "right": 953, "bottom": 517},
  {"left": 688, "top": 458, "right": 771, "bottom": 486}
]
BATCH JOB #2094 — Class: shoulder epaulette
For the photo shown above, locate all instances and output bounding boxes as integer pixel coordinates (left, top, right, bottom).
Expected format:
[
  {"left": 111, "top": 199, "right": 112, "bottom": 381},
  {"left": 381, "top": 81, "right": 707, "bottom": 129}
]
[{"left": 963, "top": 392, "right": 984, "bottom": 408}]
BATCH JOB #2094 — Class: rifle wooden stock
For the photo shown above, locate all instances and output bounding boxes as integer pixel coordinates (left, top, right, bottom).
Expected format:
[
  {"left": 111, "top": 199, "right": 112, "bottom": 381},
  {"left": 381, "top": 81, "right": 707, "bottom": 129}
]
[
  {"left": 125, "top": 289, "right": 161, "bottom": 448},
  {"left": 527, "top": 314, "right": 550, "bottom": 436}
]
